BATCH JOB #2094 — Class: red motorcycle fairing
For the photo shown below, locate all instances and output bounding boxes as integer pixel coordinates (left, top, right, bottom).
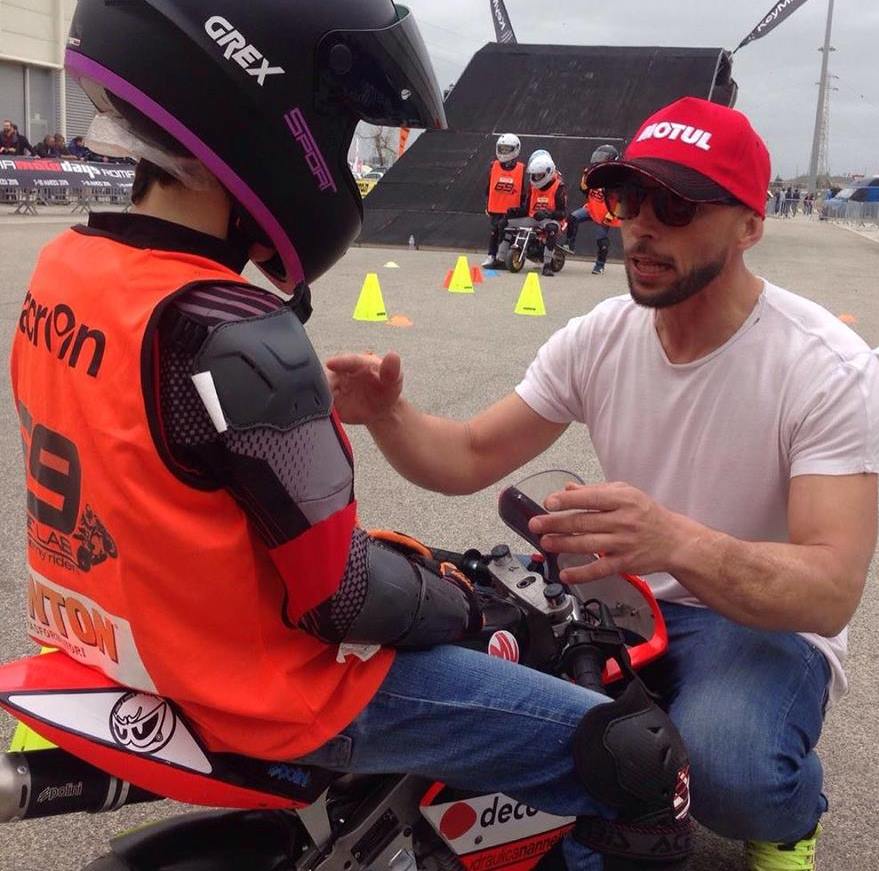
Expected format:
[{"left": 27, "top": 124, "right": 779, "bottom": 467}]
[
  {"left": 0, "top": 651, "right": 337, "bottom": 810},
  {"left": 419, "top": 781, "right": 573, "bottom": 871},
  {"left": 578, "top": 571, "right": 667, "bottom": 684}
]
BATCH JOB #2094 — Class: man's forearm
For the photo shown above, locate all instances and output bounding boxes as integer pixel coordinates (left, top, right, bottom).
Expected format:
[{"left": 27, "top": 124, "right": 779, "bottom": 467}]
[
  {"left": 669, "top": 515, "right": 864, "bottom": 637},
  {"left": 367, "top": 400, "right": 485, "bottom": 495}
]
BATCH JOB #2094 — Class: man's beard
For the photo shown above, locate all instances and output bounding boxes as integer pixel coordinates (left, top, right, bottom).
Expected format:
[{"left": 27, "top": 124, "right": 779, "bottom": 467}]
[{"left": 626, "top": 257, "right": 725, "bottom": 309}]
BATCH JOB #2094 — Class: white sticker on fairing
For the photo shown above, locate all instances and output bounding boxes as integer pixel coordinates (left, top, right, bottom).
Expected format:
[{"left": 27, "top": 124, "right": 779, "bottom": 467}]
[
  {"left": 7, "top": 689, "right": 212, "bottom": 774},
  {"left": 420, "top": 792, "right": 573, "bottom": 854}
]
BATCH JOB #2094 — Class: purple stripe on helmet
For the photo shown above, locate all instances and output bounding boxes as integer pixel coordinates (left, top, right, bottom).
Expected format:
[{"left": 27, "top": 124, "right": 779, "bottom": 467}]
[{"left": 65, "top": 49, "right": 305, "bottom": 287}]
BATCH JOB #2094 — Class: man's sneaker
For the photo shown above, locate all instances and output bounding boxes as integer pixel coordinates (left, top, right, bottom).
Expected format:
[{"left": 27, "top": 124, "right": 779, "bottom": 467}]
[
  {"left": 592, "top": 263, "right": 605, "bottom": 275},
  {"left": 481, "top": 256, "right": 502, "bottom": 269},
  {"left": 542, "top": 264, "right": 554, "bottom": 277},
  {"left": 745, "top": 825, "right": 820, "bottom": 870}
]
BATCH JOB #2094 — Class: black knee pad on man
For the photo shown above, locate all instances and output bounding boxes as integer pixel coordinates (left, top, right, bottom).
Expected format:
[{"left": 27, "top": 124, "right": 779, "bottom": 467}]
[
  {"left": 572, "top": 678, "right": 692, "bottom": 869},
  {"left": 596, "top": 236, "right": 609, "bottom": 264}
]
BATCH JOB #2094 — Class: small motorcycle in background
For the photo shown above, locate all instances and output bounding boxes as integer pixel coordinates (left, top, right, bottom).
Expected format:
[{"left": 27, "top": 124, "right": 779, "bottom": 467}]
[{"left": 503, "top": 224, "right": 567, "bottom": 274}]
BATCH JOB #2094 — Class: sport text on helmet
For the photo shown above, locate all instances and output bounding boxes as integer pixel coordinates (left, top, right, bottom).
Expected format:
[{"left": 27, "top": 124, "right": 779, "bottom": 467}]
[{"left": 65, "top": 0, "right": 447, "bottom": 296}]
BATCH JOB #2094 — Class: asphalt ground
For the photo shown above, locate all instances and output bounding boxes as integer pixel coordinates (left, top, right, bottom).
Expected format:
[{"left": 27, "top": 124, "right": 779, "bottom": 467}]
[{"left": 0, "top": 211, "right": 877, "bottom": 869}]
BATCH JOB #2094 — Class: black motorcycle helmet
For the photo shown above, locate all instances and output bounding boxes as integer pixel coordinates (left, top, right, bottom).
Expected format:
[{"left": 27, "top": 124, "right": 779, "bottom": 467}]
[
  {"left": 66, "top": 1, "right": 446, "bottom": 294},
  {"left": 590, "top": 144, "right": 620, "bottom": 165}
]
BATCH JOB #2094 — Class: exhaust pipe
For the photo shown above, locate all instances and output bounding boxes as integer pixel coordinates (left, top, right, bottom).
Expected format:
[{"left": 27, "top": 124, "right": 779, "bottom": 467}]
[{"left": 0, "top": 749, "right": 158, "bottom": 822}]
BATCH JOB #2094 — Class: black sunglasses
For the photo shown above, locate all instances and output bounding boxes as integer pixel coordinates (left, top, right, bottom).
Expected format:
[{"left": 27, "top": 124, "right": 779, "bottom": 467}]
[{"left": 604, "top": 181, "right": 739, "bottom": 228}]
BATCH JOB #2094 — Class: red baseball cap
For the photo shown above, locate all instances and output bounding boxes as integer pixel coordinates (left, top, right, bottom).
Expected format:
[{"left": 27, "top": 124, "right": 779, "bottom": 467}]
[{"left": 586, "top": 97, "right": 771, "bottom": 218}]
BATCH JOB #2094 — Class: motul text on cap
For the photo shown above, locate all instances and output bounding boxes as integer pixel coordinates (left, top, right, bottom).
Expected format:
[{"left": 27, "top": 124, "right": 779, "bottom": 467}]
[{"left": 624, "top": 97, "right": 771, "bottom": 217}]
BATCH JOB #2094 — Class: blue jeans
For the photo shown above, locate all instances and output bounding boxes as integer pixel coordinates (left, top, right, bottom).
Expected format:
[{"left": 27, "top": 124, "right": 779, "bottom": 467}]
[
  {"left": 294, "top": 644, "right": 610, "bottom": 871},
  {"left": 294, "top": 604, "right": 830, "bottom": 868},
  {"left": 640, "top": 603, "right": 830, "bottom": 844},
  {"left": 565, "top": 207, "right": 609, "bottom": 257}
]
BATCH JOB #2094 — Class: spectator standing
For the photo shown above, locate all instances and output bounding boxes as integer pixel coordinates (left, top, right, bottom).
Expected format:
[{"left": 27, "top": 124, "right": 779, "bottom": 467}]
[
  {"left": 54, "top": 134, "right": 73, "bottom": 158},
  {"left": 34, "top": 134, "right": 61, "bottom": 158},
  {"left": 782, "top": 186, "right": 793, "bottom": 217},
  {"left": 0, "top": 119, "right": 35, "bottom": 156},
  {"left": 67, "top": 136, "right": 91, "bottom": 160}
]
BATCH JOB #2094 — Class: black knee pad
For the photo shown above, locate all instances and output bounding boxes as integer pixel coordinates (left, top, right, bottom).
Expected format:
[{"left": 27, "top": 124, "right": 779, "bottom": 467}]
[
  {"left": 572, "top": 679, "right": 692, "bottom": 867},
  {"left": 597, "top": 237, "right": 610, "bottom": 260}
]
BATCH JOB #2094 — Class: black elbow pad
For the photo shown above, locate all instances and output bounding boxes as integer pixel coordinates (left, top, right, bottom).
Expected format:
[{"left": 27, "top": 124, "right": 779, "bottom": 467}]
[{"left": 345, "top": 541, "right": 476, "bottom": 649}]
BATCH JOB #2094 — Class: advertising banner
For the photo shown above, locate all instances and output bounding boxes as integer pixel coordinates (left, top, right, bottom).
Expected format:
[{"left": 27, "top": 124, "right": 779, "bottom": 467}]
[{"left": 0, "top": 157, "right": 134, "bottom": 202}]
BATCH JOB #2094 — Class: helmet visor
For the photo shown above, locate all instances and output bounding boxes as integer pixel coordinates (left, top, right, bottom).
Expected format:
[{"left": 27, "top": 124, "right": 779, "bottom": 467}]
[
  {"left": 497, "top": 143, "right": 517, "bottom": 157},
  {"left": 315, "top": 5, "right": 447, "bottom": 130}
]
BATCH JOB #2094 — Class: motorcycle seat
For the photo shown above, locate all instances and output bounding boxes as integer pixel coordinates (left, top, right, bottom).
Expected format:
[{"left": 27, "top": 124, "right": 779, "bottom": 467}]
[{"left": 0, "top": 651, "right": 340, "bottom": 810}]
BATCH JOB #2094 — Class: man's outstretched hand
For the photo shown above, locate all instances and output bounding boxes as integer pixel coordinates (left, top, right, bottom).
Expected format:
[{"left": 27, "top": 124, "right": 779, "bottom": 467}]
[
  {"left": 325, "top": 351, "right": 404, "bottom": 426},
  {"left": 528, "top": 481, "right": 688, "bottom": 583}
]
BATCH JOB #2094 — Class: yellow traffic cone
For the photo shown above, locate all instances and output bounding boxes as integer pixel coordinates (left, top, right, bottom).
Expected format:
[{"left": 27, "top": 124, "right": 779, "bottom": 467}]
[
  {"left": 353, "top": 273, "right": 388, "bottom": 322},
  {"left": 514, "top": 272, "right": 546, "bottom": 316},
  {"left": 448, "top": 255, "right": 475, "bottom": 293}
]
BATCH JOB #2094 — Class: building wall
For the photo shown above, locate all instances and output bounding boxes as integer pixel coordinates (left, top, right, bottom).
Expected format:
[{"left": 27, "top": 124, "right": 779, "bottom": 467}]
[
  {"left": 0, "top": 0, "right": 93, "bottom": 143},
  {"left": 0, "top": 0, "right": 64, "bottom": 68}
]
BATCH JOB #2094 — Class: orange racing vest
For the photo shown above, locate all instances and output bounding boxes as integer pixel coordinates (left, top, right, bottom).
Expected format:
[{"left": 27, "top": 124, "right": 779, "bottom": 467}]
[
  {"left": 487, "top": 160, "right": 525, "bottom": 214},
  {"left": 10, "top": 228, "right": 393, "bottom": 760},
  {"left": 586, "top": 187, "right": 622, "bottom": 227},
  {"left": 528, "top": 176, "right": 562, "bottom": 218}
]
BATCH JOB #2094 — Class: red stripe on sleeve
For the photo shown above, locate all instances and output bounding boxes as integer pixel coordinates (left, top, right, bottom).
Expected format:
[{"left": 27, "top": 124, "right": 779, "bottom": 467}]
[{"left": 270, "top": 500, "right": 358, "bottom": 622}]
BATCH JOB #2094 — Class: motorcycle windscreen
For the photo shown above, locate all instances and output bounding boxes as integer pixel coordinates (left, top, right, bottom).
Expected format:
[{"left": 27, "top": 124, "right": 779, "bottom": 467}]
[
  {"left": 314, "top": 5, "right": 448, "bottom": 130},
  {"left": 498, "top": 469, "right": 584, "bottom": 551}
]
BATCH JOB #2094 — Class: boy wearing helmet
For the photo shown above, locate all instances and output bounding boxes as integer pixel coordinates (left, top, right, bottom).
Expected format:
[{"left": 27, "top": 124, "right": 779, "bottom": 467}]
[
  {"left": 562, "top": 144, "right": 622, "bottom": 274},
  {"left": 482, "top": 133, "right": 526, "bottom": 269},
  {"left": 9, "top": 3, "right": 691, "bottom": 869},
  {"left": 497, "top": 151, "right": 568, "bottom": 277}
]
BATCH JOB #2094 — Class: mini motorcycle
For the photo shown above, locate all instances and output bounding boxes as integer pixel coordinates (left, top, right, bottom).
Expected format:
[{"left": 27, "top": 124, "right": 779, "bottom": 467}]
[
  {"left": 0, "top": 471, "right": 676, "bottom": 870},
  {"left": 503, "top": 224, "right": 567, "bottom": 274}
]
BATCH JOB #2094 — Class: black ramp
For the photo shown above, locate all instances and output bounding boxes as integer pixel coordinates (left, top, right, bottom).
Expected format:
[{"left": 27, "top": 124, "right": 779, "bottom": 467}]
[{"left": 359, "top": 42, "right": 737, "bottom": 255}]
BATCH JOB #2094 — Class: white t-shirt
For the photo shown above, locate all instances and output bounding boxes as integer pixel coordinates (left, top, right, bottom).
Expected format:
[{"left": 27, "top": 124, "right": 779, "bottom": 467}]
[{"left": 516, "top": 280, "right": 879, "bottom": 702}]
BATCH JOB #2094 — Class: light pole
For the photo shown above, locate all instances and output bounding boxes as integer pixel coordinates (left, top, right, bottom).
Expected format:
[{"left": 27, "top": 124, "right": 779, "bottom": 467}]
[{"left": 807, "top": 0, "right": 835, "bottom": 195}]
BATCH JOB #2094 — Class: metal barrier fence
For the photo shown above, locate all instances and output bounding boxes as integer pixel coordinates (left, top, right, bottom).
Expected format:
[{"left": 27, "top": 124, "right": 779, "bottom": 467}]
[
  {"left": 767, "top": 196, "right": 819, "bottom": 218},
  {"left": 820, "top": 201, "right": 879, "bottom": 224},
  {"left": 1, "top": 183, "right": 131, "bottom": 215}
]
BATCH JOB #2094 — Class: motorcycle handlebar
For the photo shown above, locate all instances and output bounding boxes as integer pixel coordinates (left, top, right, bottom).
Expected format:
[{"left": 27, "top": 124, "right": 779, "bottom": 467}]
[{"left": 566, "top": 645, "right": 606, "bottom": 694}]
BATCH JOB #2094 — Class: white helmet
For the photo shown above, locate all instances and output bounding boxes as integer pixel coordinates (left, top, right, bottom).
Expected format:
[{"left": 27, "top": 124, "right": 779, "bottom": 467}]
[
  {"left": 496, "top": 133, "right": 521, "bottom": 163},
  {"left": 528, "top": 148, "right": 550, "bottom": 165},
  {"left": 528, "top": 152, "right": 556, "bottom": 189}
]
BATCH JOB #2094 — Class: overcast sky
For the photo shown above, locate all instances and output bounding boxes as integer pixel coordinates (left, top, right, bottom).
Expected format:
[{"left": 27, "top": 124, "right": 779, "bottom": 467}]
[{"left": 402, "top": 0, "right": 876, "bottom": 179}]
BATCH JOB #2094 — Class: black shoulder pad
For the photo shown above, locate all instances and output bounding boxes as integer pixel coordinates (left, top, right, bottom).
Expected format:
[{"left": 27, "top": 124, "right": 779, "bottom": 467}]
[{"left": 194, "top": 307, "right": 331, "bottom": 430}]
